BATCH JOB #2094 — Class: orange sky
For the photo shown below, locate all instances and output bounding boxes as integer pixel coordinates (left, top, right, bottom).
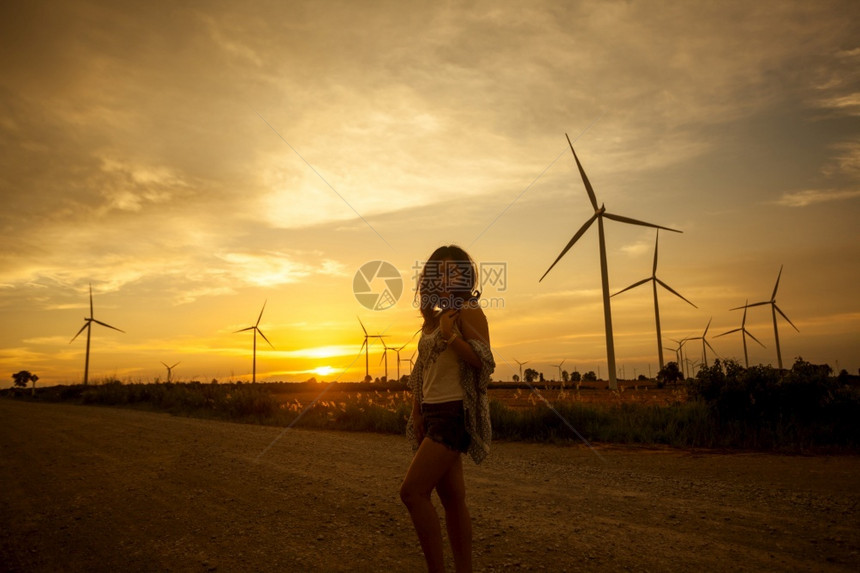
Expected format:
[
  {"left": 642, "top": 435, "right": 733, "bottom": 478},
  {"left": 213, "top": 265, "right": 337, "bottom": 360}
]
[{"left": 1, "top": 0, "right": 859, "bottom": 387}]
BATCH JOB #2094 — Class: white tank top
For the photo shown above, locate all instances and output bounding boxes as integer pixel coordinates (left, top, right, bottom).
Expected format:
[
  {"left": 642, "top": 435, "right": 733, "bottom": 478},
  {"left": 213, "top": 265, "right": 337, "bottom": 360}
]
[{"left": 421, "top": 327, "right": 464, "bottom": 404}]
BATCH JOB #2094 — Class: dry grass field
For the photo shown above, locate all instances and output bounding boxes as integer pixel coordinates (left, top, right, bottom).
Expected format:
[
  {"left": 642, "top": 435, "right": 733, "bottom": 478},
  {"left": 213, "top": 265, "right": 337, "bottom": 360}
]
[{"left": 2, "top": 399, "right": 858, "bottom": 572}]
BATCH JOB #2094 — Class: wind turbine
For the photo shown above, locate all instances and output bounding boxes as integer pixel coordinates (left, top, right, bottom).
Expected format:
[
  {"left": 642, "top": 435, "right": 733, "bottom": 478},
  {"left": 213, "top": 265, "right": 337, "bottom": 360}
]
[
  {"left": 513, "top": 359, "right": 529, "bottom": 383},
  {"left": 552, "top": 359, "right": 566, "bottom": 382},
  {"left": 611, "top": 230, "right": 696, "bottom": 370},
  {"left": 686, "top": 318, "right": 718, "bottom": 369},
  {"left": 667, "top": 337, "right": 690, "bottom": 378},
  {"left": 733, "top": 265, "right": 798, "bottom": 370},
  {"left": 160, "top": 361, "right": 181, "bottom": 383},
  {"left": 358, "top": 317, "right": 386, "bottom": 381},
  {"left": 69, "top": 283, "right": 125, "bottom": 385},
  {"left": 392, "top": 329, "right": 421, "bottom": 381},
  {"left": 539, "top": 134, "right": 682, "bottom": 389},
  {"left": 715, "top": 300, "right": 766, "bottom": 367},
  {"left": 234, "top": 301, "right": 274, "bottom": 383},
  {"left": 379, "top": 340, "right": 392, "bottom": 381}
]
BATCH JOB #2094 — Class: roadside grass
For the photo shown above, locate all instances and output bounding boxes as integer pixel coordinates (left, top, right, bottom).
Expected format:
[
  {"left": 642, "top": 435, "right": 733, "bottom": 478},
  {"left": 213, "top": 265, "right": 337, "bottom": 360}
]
[{"left": 4, "top": 357, "right": 858, "bottom": 452}]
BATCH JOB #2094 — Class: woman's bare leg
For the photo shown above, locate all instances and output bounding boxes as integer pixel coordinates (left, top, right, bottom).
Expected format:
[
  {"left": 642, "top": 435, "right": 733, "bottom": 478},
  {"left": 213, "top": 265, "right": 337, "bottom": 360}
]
[
  {"left": 400, "top": 438, "right": 461, "bottom": 572},
  {"left": 437, "top": 454, "right": 472, "bottom": 572}
]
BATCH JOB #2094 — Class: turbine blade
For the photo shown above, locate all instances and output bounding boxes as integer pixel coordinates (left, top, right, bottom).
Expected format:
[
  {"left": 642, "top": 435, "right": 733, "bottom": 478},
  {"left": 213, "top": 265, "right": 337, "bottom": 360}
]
[
  {"left": 774, "top": 304, "right": 799, "bottom": 332},
  {"left": 172, "top": 362, "right": 181, "bottom": 368},
  {"left": 357, "top": 316, "right": 368, "bottom": 335},
  {"left": 704, "top": 339, "right": 717, "bottom": 353},
  {"left": 161, "top": 361, "right": 169, "bottom": 368},
  {"left": 256, "top": 300, "right": 267, "bottom": 327},
  {"left": 566, "top": 133, "right": 598, "bottom": 211},
  {"left": 92, "top": 319, "right": 125, "bottom": 333},
  {"left": 733, "top": 301, "right": 770, "bottom": 310},
  {"left": 741, "top": 299, "right": 749, "bottom": 325},
  {"left": 360, "top": 339, "right": 367, "bottom": 352},
  {"left": 603, "top": 212, "right": 682, "bottom": 233},
  {"left": 539, "top": 214, "right": 598, "bottom": 282},
  {"left": 70, "top": 321, "right": 90, "bottom": 343},
  {"left": 89, "top": 283, "right": 94, "bottom": 318},
  {"left": 745, "top": 329, "right": 766, "bottom": 348},
  {"left": 235, "top": 326, "right": 255, "bottom": 333},
  {"left": 772, "top": 265, "right": 783, "bottom": 300},
  {"left": 257, "top": 328, "right": 275, "bottom": 349},
  {"left": 714, "top": 328, "right": 741, "bottom": 338},
  {"left": 655, "top": 278, "right": 697, "bottom": 308},
  {"left": 652, "top": 230, "right": 660, "bottom": 275},
  {"left": 611, "top": 277, "right": 651, "bottom": 297},
  {"left": 703, "top": 317, "right": 712, "bottom": 336}
]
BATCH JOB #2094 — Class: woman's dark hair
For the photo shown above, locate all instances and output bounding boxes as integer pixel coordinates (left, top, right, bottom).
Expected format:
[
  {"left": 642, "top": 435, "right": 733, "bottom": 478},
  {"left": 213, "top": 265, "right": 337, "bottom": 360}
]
[{"left": 415, "top": 244, "right": 480, "bottom": 326}]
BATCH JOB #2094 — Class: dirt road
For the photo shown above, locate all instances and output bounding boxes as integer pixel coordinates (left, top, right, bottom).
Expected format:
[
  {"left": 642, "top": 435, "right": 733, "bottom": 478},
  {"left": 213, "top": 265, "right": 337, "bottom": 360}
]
[{"left": 1, "top": 400, "right": 858, "bottom": 572}]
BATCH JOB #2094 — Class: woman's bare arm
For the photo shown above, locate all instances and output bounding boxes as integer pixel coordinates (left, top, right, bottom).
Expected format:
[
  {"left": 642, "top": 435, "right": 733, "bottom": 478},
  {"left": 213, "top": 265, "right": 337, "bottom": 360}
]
[{"left": 440, "top": 306, "right": 489, "bottom": 369}]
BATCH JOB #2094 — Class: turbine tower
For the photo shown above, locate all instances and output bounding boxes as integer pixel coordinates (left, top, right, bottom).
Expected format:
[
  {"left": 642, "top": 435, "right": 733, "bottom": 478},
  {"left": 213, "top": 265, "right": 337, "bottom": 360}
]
[
  {"left": 69, "top": 283, "right": 125, "bottom": 385},
  {"left": 611, "top": 230, "right": 696, "bottom": 370},
  {"left": 358, "top": 317, "right": 386, "bottom": 381},
  {"left": 715, "top": 299, "right": 765, "bottom": 367},
  {"left": 539, "top": 134, "right": 682, "bottom": 389},
  {"left": 160, "top": 361, "right": 181, "bottom": 383},
  {"left": 234, "top": 301, "right": 274, "bottom": 383},
  {"left": 733, "top": 265, "right": 798, "bottom": 370}
]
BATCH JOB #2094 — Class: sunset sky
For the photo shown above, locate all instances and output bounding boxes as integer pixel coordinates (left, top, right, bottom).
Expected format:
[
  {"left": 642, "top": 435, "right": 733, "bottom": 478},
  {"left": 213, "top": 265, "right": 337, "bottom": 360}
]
[{"left": 2, "top": 0, "right": 858, "bottom": 387}]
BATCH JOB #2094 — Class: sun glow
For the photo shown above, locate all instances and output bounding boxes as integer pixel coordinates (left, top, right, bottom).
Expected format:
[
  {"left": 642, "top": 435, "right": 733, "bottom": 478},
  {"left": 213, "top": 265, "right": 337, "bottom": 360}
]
[{"left": 313, "top": 366, "right": 335, "bottom": 377}]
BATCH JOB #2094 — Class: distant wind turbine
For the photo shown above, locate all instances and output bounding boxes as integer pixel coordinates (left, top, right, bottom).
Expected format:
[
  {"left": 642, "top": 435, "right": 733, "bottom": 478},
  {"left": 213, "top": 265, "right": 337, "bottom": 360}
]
[
  {"left": 667, "top": 337, "right": 691, "bottom": 378},
  {"left": 686, "top": 318, "right": 718, "bottom": 369},
  {"left": 611, "top": 230, "right": 696, "bottom": 370},
  {"left": 358, "top": 317, "right": 386, "bottom": 381},
  {"left": 392, "top": 329, "right": 421, "bottom": 381},
  {"left": 715, "top": 300, "right": 766, "bottom": 367},
  {"left": 160, "top": 361, "right": 181, "bottom": 383},
  {"left": 552, "top": 359, "right": 566, "bottom": 382},
  {"left": 69, "top": 284, "right": 125, "bottom": 385},
  {"left": 379, "top": 339, "right": 392, "bottom": 381},
  {"left": 733, "top": 265, "right": 798, "bottom": 370},
  {"left": 234, "top": 301, "right": 274, "bottom": 383},
  {"left": 514, "top": 359, "right": 529, "bottom": 383},
  {"left": 539, "top": 134, "right": 682, "bottom": 389}
]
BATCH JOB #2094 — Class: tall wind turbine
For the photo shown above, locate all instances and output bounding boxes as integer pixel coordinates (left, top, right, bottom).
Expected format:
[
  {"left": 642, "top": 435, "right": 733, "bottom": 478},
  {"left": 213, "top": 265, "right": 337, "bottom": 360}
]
[
  {"left": 539, "top": 134, "right": 682, "bottom": 389},
  {"left": 160, "top": 361, "right": 180, "bottom": 383},
  {"left": 70, "top": 284, "right": 125, "bottom": 385},
  {"left": 234, "top": 301, "right": 274, "bottom": 383},
  {"left": 733, "top": 265, "right": 798, "bottom": 370},
  {"left": 514, "top": 359, "right": 529, "bottom": 383},
  {"left": 611, "top": 230, "right": 696, "bottom": 370},
  {"left": 715, "top": 300, "right": 765, "bottom": 367},
  {"left": 686, "top": 318, "right": 718, "bottom": 369},
  {"left": 358, "top": 317, "right": 386, "bottom": 381}
]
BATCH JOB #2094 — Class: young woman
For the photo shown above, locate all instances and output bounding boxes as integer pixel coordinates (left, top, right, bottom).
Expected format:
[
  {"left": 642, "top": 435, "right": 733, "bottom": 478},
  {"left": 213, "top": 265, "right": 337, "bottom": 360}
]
[{"left": 400, "top": 245, "right": 495, "bottom": 573}]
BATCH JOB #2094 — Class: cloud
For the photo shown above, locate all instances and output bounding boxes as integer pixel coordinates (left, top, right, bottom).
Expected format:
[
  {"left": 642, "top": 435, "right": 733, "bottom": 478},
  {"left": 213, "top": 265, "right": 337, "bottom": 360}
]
[{"left": 776, "top": 189, "right": 860, "bottom": 207}]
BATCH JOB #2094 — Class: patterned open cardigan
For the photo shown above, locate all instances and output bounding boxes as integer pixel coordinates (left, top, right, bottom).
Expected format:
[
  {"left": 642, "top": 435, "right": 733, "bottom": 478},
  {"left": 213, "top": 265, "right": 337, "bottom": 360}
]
[{"left": 406, "top": 328, "right": 495, "bottom": 465}]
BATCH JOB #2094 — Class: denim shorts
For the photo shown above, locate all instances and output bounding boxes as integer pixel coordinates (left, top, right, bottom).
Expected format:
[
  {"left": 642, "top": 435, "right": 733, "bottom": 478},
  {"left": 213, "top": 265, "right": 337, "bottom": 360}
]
[{"left": 421, "top": 400, "right": 471, "bottom": 453}]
